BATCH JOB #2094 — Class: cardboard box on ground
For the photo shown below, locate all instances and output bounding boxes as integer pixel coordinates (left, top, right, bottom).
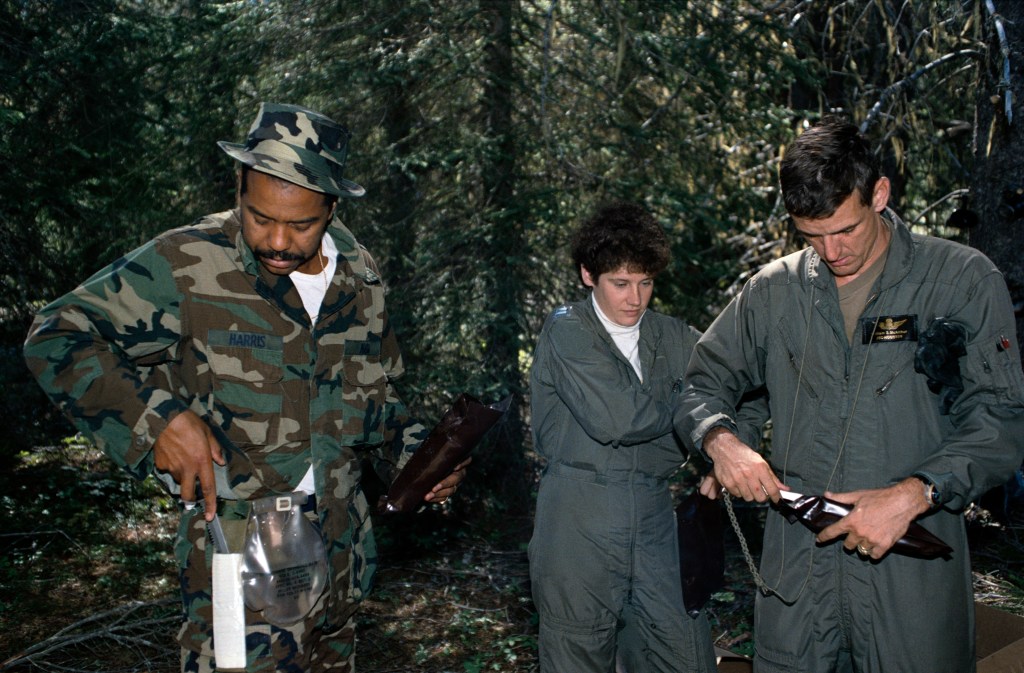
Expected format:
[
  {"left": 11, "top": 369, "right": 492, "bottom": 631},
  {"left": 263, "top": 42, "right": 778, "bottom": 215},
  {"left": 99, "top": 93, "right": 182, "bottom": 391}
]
[
  {"left": 714, "top": 647, "right": 752, "bottom": 673},
  {"left": 977, "top": 602, "right": 1024, "bottom": 673},
  {"left": 713, "top": 603, "right": 1024, "bottom": 673}
]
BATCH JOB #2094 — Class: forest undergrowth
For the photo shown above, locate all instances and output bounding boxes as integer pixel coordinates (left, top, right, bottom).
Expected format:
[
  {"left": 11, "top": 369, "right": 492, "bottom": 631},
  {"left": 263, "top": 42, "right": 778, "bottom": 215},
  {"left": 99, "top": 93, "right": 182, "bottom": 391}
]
[{"left": 1, "top": 444, "right": 1022, "bottom": 672}]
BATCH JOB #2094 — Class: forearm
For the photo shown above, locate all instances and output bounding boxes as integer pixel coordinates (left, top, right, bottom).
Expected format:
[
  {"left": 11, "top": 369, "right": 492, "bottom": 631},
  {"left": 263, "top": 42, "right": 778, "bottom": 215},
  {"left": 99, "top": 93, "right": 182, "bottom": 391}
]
[
  {"left": 25, "top": 315, "right": 187, "bottom": 469},
  {"left": 912, "top": 404, "right": 1024, "bottom": 509},
  {"left": 24, "top": 241, "right": 185, "bottom": 471},
  {"left": 676, "top": 299, "right": 766, "bottom": 453},
  {"left": 546, "top": 346, "right": 673, "bottom": 446},
  {"left": 912, "top": 273, "right": 1024, "bottom": 508}
]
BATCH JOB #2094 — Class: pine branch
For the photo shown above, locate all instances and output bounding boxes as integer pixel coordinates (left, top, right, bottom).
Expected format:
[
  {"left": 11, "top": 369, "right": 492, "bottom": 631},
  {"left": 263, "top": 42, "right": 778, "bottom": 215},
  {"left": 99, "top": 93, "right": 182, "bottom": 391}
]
[
  {"left": 1, "top": 599, "right": 179, "bottom": 673},
  {"left": 862, "top": 50, "right": 986, "bottom": 133},
  {"left": 985, "top": 0, "right": 1014, "bottom": 125}
]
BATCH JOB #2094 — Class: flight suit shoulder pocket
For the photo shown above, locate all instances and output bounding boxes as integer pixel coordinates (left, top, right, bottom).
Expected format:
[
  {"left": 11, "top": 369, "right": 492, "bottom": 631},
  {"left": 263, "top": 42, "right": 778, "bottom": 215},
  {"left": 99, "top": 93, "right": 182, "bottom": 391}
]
[{"left": 964, "top": 328, "right": 1024, "bottom": 401}]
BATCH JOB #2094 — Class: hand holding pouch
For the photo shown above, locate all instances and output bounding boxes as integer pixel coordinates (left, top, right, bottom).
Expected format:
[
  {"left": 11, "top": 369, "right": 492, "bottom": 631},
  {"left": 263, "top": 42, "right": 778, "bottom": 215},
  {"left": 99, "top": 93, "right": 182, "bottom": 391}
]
[
  {"left": 378, "top": 394, "right": 510, "bottom": 514},
  {"left": 776, "top": 492, "right": 952, "bottom": 558}
]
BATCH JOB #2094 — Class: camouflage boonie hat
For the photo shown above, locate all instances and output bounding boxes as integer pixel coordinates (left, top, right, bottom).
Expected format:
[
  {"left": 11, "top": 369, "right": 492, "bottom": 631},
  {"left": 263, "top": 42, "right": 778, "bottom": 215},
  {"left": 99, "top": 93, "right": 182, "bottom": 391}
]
[{"left": 218, "top": 102, "right": 365, "bottom": 198}]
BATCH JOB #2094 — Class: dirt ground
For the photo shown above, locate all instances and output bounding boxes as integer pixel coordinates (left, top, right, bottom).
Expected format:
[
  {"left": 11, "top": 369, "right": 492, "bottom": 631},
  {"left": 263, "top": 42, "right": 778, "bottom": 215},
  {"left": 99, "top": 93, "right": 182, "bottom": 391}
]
[{"left": 1, "top": 448, "right": 1022, "bottom": 672}]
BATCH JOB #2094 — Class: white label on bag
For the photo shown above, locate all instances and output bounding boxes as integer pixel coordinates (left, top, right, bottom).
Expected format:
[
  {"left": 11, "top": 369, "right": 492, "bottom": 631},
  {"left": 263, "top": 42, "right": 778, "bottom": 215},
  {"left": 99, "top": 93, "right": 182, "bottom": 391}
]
[{"left": 212, "top": 552, "right": 247, "bottom": 670}]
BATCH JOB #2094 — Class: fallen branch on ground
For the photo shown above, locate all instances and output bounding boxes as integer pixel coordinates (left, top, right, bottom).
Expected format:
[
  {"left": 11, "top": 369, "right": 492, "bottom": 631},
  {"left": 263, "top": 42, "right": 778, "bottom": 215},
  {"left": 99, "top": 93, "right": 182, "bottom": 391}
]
[{"left": 1, "top": 598, "right": 179, "bottom": 673}]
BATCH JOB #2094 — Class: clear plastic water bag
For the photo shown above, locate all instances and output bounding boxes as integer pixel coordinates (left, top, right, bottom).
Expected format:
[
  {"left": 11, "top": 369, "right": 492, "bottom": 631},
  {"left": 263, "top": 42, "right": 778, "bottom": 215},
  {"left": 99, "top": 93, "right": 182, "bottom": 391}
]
[{"left": 241, "top": 494, "right": 328, "bottom": 625}]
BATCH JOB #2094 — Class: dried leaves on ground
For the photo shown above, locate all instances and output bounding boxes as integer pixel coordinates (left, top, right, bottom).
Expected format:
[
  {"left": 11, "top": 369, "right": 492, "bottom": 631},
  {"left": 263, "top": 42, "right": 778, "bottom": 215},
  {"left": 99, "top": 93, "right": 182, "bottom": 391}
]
[{"left": 2, "top": 448, "right": 1023, "bottom": 672}]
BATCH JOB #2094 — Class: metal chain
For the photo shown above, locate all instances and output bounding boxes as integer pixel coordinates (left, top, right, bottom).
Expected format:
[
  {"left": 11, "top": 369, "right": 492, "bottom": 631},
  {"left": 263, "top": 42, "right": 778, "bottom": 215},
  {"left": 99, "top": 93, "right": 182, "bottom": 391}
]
[{"left": 722, "top": 492, "right": 800, "bottom": 605}]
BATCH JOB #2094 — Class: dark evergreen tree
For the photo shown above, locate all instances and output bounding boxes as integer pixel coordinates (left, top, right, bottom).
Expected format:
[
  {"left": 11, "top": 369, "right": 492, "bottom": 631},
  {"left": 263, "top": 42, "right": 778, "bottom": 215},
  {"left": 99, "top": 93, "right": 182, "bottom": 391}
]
[{"left": 968, "top": 0, "right": 1024, "bottom": 361}]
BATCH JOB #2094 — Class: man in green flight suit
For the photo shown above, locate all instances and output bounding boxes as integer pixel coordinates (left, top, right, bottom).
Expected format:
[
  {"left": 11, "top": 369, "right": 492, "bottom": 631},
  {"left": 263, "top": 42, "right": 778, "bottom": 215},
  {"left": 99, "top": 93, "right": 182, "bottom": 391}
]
[
  {"left": 677, "top": 116, "right": 1024, "bottom": 672},
  {"left": 24, "top": 103, "right": 466, "bottom": 672}
]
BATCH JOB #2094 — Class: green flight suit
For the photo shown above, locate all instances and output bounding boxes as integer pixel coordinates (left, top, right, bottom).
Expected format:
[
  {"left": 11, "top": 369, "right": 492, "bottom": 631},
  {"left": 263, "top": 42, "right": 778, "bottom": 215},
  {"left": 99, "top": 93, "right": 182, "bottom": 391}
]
[
  {"left": 677, "top": 212, "right": 1024, "bottom": 673},
  {"left": 529, "top": 298, "right": 717, "bottom": 673}
]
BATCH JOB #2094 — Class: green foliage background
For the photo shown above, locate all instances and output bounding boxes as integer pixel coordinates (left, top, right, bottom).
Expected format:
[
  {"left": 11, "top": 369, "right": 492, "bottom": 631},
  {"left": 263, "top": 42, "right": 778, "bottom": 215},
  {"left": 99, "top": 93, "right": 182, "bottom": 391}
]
[{"left": 1, "top": 0, "right": 1020, "bottom": 508}]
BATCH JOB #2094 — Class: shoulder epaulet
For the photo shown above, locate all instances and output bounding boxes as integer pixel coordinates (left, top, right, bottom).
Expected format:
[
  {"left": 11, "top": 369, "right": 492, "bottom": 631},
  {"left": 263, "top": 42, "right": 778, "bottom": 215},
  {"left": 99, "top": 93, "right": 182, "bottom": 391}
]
[
  {"left": 551, "top": 304, "right": 574, "bottom": 320},
  {"left": 327, "top": 221, "right": 381, "bottom": 284},
  {"left": 543, "top": 303, "right": 578, "bottom": 331},
  {"left": 189, "top": 210, "right": 233, "bottom": 229},
  {"left": 357, "top": 244, "right": 381, "bottom": 280}
]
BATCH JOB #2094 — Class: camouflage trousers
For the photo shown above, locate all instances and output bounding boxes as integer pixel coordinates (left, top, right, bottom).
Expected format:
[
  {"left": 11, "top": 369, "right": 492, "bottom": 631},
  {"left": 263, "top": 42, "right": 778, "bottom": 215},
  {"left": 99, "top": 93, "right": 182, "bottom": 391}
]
[{"left": 180, "top": 609, "right": 355, "bottom": 673}]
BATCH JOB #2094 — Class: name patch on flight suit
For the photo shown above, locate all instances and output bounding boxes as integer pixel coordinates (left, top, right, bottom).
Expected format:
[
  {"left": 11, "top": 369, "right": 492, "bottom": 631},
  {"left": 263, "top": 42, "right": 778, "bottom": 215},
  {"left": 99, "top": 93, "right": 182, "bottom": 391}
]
[
  {"left": 208, "top": 329, "right": 284, "bottom": 351},
  {"left": 861, "top": 314, "right": 919, "bottom": 344}
]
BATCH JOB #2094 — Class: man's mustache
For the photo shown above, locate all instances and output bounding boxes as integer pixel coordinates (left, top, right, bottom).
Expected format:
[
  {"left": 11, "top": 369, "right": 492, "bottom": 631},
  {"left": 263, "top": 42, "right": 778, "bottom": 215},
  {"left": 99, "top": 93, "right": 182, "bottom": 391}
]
[{"left": 255, "top": 249, "right": 304, "bottom": 262}]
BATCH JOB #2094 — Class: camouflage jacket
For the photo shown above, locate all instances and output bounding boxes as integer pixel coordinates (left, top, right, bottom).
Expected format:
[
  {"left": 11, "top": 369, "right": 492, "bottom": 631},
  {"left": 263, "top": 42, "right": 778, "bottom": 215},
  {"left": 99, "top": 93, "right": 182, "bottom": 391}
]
[{"left": 24, "top": 209, "right": 425, "bottom": 644}]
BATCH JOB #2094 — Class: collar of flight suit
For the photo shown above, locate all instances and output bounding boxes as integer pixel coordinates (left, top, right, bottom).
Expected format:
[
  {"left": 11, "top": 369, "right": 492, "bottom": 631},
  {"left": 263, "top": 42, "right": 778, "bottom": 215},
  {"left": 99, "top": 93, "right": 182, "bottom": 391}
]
[
  {"left": 803, "top": 208, "right": 916, "bottom": 296},
  {"left": 576, "top": 295, "right": 665, "bottom": 385}
]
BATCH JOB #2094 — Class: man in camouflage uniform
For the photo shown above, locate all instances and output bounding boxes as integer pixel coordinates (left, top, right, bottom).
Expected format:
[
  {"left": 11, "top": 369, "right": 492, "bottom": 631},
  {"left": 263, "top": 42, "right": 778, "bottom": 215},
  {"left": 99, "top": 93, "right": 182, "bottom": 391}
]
[{"left": 24, "top": 103, "right": 465, "bottom": 672}]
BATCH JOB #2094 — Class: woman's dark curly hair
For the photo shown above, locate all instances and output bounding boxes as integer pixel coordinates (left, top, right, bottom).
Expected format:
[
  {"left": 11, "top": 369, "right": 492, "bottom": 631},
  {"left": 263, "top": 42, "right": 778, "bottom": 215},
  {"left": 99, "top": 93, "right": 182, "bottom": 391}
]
[{"left": 570, "top": 201, "right": 670, "bottom": 281}]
